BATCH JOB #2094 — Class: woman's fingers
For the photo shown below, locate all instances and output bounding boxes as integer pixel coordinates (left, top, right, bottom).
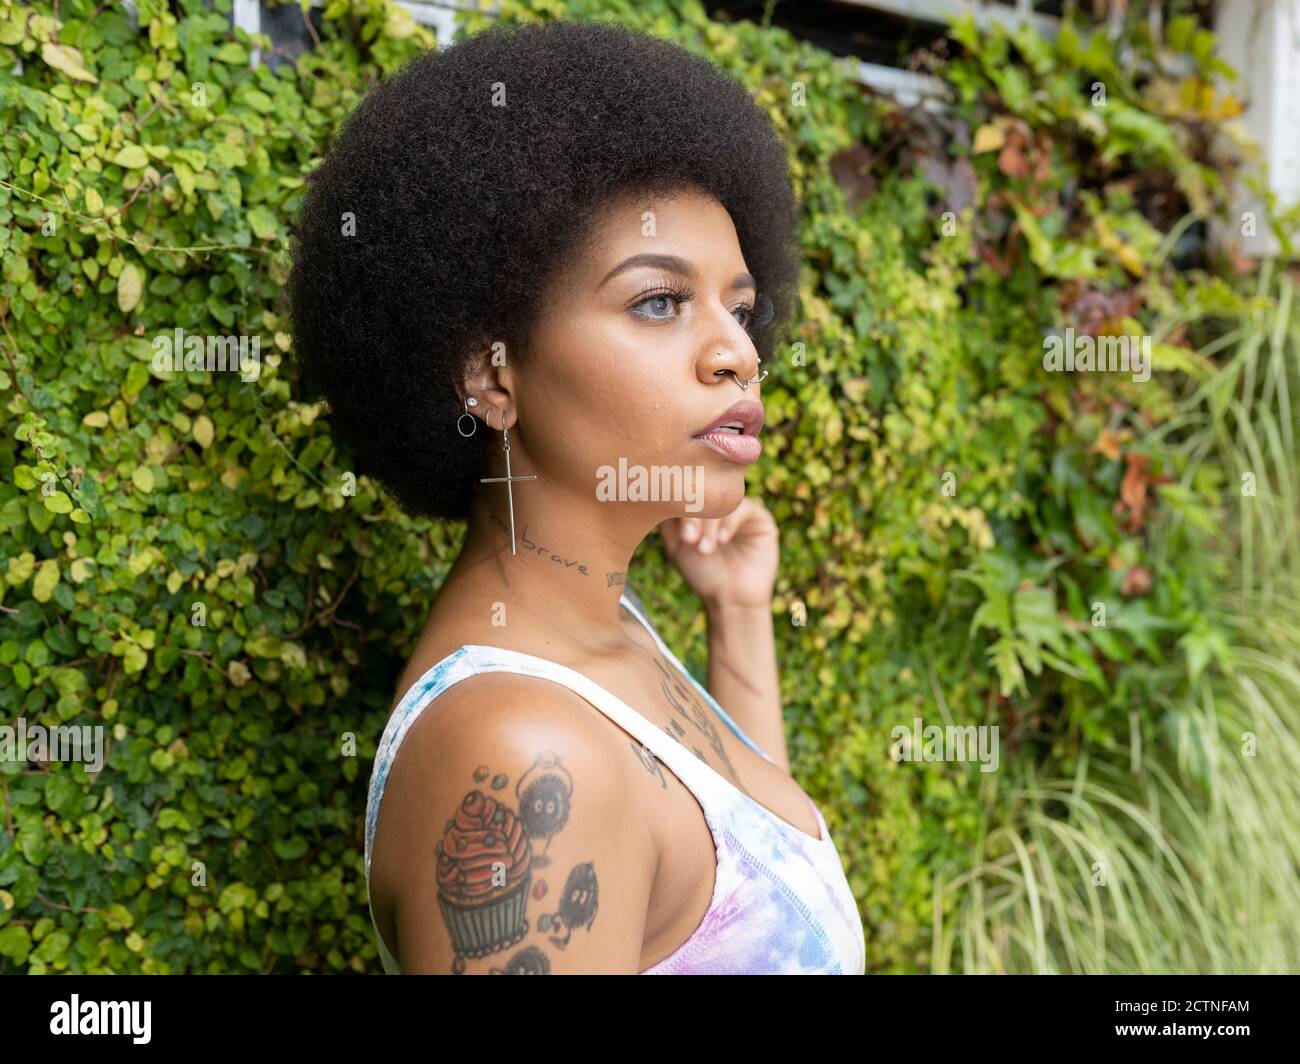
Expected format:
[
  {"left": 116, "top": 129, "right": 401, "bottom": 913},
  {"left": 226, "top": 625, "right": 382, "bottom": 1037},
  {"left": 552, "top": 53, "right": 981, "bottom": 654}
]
[
  {"left": 698, "top": 517, "right": 726, "bottom": 553},
  {"left": 717, "top": 503, "right": 748, "bottom": 546},
  {"left": 664, "top": 514, "right": 740, "bottom": 555},
  {"left": 706, "top": 503, "right": 747, "bottom": 550}
]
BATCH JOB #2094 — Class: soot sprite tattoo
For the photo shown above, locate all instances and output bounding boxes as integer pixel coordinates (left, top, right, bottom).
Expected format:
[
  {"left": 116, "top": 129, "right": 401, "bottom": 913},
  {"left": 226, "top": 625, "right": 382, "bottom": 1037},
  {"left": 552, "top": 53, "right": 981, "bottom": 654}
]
[
  {"left": 490, "top": 945, "right": 551, "bottom": 974},
  {"left": 540, "top": 861, "right": 599, "bottom": 948},
  {"left": 516, "top": 751, "right": 572, "bottom": 868}
]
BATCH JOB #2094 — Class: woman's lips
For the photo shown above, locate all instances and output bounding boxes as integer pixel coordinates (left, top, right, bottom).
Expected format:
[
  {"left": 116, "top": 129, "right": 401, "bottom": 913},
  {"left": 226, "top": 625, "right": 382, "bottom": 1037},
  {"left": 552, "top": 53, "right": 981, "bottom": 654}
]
[
  {"left": 693, "top": 431, "right": 761, "bottom": 464},
  {"left": 691, "top": 398, "right": 764, "bottom": 463}
]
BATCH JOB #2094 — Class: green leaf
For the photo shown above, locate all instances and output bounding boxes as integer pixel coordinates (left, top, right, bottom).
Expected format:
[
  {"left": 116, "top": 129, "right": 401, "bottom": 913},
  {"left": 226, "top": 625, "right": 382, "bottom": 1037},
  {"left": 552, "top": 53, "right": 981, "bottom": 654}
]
[
  {"left": 32, "top": 560, "right": 59, "bottom": 603},
  {"left": 244, "top": 635, "right": 283, "bottom": 658},
  {"left": 131, "top": 466, "right": 154, "bottom": 494},
  {"left": 122, "top": 643, "right": 148, "bottom": 674},
  {"left": 41, "top": 42, "right": 97, "bottom": 83},
  {"left": 247, "top": 206, "right": 278, "bottom": 241},
  {"left": 244, "top": 90, "right": 275, "bottom": 114},
  {"left": 216, "top": 42, "right": 248, "bottom": 65},
  {"left": 192, "top": 415, "right": 214, "bottom": 449},
  {"left": 111, "top": 144, "right": 149, "bottom": 169},
  {"left": 117, "top": 263, "right": 143, "bottom": 313},
  {"left": 0, "top": 925, "right": 33, "bottom": 964},
  {"left": 45, "top": 774, "right": 80, "bottom": 816},
  {"left": 272, "top": 836, "right": 309, "bottom": 860}
]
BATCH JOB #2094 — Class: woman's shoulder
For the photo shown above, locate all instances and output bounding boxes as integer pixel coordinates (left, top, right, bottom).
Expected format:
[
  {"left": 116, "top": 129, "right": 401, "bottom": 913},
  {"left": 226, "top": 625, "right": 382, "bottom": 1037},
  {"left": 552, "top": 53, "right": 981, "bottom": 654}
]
[
  {"left": 377, "top": 582, "right": 664, "bottom": 782},
  {"left": 376, "top": 654, "right": 644, "bottom": 813},
  {"left": 367, "top": 663, "right": 660, "bottom": 973}
]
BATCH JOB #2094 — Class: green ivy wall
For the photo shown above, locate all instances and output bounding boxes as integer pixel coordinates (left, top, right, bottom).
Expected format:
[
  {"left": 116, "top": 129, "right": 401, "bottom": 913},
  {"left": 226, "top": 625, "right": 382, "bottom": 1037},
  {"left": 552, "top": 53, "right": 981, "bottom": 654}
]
[{"left": 0, "top": 0, "right": 1274, "bottom": 971}]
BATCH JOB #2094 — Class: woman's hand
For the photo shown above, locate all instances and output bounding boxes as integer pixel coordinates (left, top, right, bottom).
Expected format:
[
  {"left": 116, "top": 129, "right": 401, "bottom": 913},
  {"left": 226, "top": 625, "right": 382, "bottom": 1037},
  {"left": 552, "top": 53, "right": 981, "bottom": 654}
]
[{"left": 659, "top": 497, "right": 778, "bottom": 611}]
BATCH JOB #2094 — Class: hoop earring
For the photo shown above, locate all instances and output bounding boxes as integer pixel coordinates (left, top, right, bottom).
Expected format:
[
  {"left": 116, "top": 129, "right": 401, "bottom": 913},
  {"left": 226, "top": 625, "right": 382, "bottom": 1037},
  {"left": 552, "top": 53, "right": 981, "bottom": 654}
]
[{"left": 456, "top": 395, "right": 479, "bottom": 438}]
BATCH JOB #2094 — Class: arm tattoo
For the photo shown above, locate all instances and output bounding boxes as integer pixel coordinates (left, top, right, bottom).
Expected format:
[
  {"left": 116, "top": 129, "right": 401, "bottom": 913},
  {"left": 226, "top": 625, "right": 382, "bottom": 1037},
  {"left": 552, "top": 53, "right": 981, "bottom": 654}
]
[
  {"left": 540, "top": 861, "right": 599, "bottom": 947},
  {"left": 629, "top": 739, "right": 668, "bottom": 789},
  {"left": 434, "top": 751, "right": 599, "bottom": 974},
  {"left": 490, "top": 945, "right": 550, "bottom": 974}
]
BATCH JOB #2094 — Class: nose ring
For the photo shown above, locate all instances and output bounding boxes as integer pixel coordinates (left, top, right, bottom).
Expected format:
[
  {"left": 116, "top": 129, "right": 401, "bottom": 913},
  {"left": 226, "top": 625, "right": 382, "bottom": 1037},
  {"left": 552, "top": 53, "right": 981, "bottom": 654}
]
[{"left": 716, "top": 354, "right": 768, "bottom": 390}]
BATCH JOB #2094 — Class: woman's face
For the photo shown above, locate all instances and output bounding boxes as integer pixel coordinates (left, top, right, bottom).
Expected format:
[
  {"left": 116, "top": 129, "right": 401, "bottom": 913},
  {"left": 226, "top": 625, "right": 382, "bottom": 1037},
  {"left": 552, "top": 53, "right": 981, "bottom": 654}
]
[{"left": 502, "top": 188, "right": 765, "bottom": 524}]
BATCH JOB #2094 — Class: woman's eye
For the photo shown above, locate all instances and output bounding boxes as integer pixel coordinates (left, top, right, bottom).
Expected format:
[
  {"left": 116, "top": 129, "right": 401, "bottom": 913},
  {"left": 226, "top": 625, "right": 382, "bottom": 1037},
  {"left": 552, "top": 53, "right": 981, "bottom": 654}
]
[
  {"left": 631, "top": 292, "right": 686, "bottom": 321},
  {"left": 733, "top": 304, "right": 755, "bottom": 330}
]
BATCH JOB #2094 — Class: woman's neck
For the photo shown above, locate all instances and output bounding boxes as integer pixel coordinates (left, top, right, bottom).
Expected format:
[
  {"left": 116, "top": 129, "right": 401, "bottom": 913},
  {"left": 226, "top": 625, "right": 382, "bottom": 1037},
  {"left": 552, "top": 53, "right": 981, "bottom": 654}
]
[{"left": 439, "top": 489, "right": 649, "bottom": 656}]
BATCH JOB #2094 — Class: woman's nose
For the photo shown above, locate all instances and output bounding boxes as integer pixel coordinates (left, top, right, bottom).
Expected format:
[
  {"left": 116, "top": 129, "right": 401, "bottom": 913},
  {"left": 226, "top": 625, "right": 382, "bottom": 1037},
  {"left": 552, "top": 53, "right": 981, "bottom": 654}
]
[{"left": 699, "top": 347, "right": 761, "bottom": 389}]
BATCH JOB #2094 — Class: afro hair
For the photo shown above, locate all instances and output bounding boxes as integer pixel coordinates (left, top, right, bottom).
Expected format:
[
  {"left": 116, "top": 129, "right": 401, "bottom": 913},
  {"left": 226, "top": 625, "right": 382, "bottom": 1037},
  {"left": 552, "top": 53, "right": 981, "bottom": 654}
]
[{"left": 288, "top": 18, "right": 802, "bottom": 521}]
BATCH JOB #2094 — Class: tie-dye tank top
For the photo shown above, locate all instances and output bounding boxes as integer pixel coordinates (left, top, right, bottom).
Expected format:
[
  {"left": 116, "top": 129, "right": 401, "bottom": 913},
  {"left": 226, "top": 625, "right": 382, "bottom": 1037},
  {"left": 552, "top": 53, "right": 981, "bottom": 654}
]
[{"left": 363, "top": 591, "right": 866, "bottom": 975}]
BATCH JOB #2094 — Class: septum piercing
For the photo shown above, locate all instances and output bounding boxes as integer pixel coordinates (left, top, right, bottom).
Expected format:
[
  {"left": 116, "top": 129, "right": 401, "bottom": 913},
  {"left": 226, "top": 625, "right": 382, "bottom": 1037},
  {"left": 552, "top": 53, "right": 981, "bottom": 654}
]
[{"left": 716, "top": 355, "right": 768, "bottom": 391}]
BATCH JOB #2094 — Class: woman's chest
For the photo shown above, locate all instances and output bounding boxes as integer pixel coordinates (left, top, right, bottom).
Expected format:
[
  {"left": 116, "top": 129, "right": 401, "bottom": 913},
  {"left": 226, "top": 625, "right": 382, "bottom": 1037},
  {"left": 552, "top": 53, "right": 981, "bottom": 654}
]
[
  {"left": 585, "top": 630, "right": 820, "bottom": 843},
  {"left": 581, "top": 638, "right": 834, "bottom": 969}
]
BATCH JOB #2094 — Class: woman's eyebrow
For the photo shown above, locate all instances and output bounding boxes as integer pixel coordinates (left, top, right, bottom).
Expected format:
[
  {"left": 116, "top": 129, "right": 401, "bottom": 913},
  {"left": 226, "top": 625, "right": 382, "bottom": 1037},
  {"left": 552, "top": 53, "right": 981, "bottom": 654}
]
[
  {"left": 598, "top": 252, "right": 755, "bottom": 293},
  {"left": 600, "top": 252, "right": 688, "bottom": 285}
]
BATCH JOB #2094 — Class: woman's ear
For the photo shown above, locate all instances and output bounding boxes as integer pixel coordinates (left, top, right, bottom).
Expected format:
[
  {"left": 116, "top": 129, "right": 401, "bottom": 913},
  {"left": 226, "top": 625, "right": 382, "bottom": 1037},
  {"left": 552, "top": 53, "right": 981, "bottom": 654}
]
[{"left": 461, "top": 343, "right": 517, "bottom": 427}]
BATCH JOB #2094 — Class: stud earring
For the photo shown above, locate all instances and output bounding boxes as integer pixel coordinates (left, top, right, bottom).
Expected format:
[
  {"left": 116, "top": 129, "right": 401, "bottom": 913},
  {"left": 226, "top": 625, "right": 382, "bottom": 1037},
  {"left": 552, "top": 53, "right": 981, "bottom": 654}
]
[
  {"left": 456, "top": 395, "right": 479, "bottom": 437},
  {"left": 479, "top": 406, "right": 538, "bottom": 555}
]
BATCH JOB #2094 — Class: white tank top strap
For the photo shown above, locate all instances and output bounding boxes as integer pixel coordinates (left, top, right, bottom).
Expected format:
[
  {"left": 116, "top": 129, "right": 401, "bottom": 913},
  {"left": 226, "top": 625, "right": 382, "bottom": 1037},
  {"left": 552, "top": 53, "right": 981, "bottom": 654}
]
[{"left": 456, "top": 644, "right": 729, "bottom": 800}]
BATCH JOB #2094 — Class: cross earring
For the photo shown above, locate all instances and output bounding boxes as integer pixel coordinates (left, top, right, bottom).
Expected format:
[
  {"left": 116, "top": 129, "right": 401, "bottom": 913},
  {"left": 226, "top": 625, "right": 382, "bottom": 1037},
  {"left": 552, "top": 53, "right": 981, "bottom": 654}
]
[{"left": 479, "top": 407, "right": 538, "bottom": 555}]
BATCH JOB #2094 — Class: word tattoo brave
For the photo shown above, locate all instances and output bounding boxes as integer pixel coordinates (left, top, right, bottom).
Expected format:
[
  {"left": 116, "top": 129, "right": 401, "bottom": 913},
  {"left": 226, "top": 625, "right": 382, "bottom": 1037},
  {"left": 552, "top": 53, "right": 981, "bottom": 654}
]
[{"left": 487, "top": 512, "right": 590, "bottom": 575}]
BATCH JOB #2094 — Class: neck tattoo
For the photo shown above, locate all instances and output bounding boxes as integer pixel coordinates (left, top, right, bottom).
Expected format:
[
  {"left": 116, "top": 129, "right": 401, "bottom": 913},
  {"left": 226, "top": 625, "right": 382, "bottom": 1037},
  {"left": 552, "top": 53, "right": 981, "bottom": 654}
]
[{"left": 488, "top": 512, "right": 590, "bottom": 576}]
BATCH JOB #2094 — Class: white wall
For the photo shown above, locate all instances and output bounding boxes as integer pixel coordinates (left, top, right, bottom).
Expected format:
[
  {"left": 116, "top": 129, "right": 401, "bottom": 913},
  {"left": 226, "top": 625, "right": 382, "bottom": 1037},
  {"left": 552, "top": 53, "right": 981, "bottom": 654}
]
[{"left": 1214, "top": 0, "right": 1300, "bottom": 256}]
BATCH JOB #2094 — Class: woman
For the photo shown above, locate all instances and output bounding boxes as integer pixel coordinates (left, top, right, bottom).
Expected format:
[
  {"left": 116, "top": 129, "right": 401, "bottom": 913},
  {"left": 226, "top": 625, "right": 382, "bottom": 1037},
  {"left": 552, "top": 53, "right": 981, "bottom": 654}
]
[{"left": 289, "top": 18, "right": 865, "bottom": 974}]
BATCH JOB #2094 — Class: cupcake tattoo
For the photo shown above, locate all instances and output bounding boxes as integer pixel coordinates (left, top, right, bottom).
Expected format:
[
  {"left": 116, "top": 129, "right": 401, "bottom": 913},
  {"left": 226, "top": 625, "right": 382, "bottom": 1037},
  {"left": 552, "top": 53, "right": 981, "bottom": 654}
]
[
  {"left": 436, "top": 790, "right": 533, "bottom": 969},
  {"left": 436, "top": 752, "right": 597, "bottom": 973}
]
